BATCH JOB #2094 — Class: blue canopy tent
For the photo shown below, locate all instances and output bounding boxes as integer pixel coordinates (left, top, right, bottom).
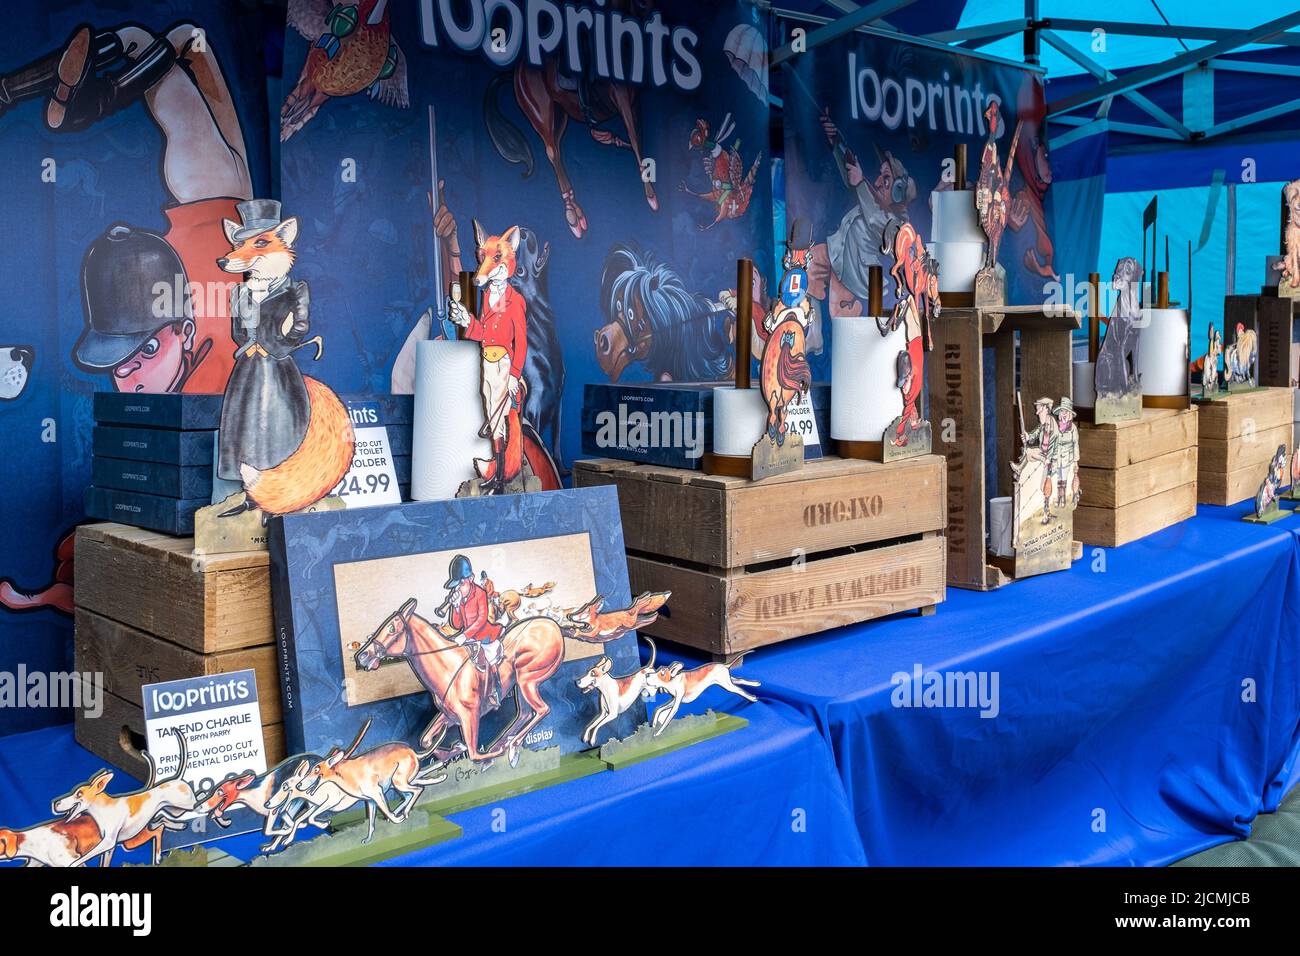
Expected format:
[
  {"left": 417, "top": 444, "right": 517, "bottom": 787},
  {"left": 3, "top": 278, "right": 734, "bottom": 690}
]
[{"left": 785, "top": 1, "right": 1300, "bottom": 331}]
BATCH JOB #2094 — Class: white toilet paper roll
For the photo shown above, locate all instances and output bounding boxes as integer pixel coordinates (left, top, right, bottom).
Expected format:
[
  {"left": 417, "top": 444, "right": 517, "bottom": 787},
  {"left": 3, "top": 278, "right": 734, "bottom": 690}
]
[
  {"left": 410, "top": 339, "right": 492, "bottom": 500},
  {"left": 711, "top": 386, "right": 767, "bottom": 456},
  {"left": 989, "top": 496, "right": 1014, "bottom": 558},
  {"left": 1266, "top": 255, "right": 1284, "bottom": 288},
  {"left": 928, "top": 240, "right": 984, "bottom": 293},
  {"left": 930, "top": 189, "right": 985, "bottom": 243},
  {"left": 831, "top": 316, "right": 905, "bottom": 440},
  {"left": 1136, "top": 309, "right": 1190, "bottom": 397},
  {"left": 1072, "top": 360, "right": 1096, "bottom": 409}
]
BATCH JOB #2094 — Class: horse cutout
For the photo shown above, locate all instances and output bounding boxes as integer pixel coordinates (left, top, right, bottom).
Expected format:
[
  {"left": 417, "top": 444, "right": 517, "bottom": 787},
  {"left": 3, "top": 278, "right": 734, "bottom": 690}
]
[{"left": 354, "top": 593, "right": 665, "bottom": 768}]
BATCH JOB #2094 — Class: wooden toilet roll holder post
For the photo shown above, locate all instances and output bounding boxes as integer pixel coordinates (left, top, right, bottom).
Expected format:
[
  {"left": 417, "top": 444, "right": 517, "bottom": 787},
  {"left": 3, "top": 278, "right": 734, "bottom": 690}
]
[
  {"left": 1142, "top": 268, "right": 1192, "bottom": 410},
  {"left": 940, "top": 143, "right": 978, "bottom": 309},
  {"left": 1075, "top": 271, "right": 1101, "bottom": 424},
  {"left": 836, "top": 265, "right": 889, "bottom": 461},
  {"left": 701, "top": 259, "right": 757, "bottom": 478},
  {"left": 454, "top": 270, "right": 477, "bottom": 341}
]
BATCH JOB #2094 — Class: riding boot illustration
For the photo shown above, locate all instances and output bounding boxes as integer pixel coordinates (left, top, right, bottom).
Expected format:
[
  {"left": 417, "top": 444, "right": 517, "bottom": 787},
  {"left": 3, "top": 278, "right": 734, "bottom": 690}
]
[
  {"left": 475, "top": 437, "right": 502, "bottom": 489},
  {"left": 501, "top": 408, "right": 524, "bottom": 483},
  {"left": 46, "top": 26, "right": 175, "bottom": 132},
  {"left": 468, "top": 642, "right": 501, "bottom": 710},
  {"left": 0, "top": 24, "right": 123, "bottom": 115}
]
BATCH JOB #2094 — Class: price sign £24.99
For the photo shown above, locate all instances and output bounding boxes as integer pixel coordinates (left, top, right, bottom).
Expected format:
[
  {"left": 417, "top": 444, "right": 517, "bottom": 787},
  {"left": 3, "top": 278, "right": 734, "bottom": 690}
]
[
  {"left": 335, "top": 400, "right": 402, "bottom": 508},
  {"left": 785, "top": 392, "right": 823, "bottom": 459}
]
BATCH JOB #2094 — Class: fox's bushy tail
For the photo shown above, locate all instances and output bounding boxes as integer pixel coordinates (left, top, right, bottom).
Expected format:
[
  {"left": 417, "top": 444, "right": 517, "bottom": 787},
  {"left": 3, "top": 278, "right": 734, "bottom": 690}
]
[{"left": 241, "top": 376, "right": 354, "bottom": 516}]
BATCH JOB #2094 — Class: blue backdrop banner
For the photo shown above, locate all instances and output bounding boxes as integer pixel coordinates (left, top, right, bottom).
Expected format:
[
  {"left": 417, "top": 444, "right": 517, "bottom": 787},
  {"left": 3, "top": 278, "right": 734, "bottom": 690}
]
[
  {"left": 278, "top": 0, "right": 775, "bottom": 475},
  {"left": 778, "top": 14, "right": 1055, "bottom": 369},
  {"left": 0, "top": 1, "right": 272, "bottom": 734}
]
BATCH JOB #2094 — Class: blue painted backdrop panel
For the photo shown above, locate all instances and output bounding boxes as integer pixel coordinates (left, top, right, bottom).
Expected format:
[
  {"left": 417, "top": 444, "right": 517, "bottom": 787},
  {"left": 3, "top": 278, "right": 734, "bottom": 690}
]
[
  {"left": 277, "top": 0, "right": 775, "bottom": 470},
  {"left": 0, "top": 1, "right": 271, "bottom": 734}
]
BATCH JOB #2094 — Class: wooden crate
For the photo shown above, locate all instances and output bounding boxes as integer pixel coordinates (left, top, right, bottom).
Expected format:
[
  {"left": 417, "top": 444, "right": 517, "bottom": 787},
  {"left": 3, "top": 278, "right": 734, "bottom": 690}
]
[
  {"left": 1237, "top": 294, "right": 1298, "bottom": 389},
  {"left": 926, "top": 303, "right": 1082, "bottom": 589},
  {"left": 75, "top": 683, "right": 285, "bottom": 782},
  {"left": 75, "top": 523, "right": 272, "bottom": 652},
  {"left": 73, "top": 523, "right": 279, "bottom": 774},
  {"left": 74, "top": 608, "right": 281, "bottom": 724},
  {"left": 1074, "top": 408, "right": 1199, "bottom": 547},
  {"left": 1195, "top": 388, "right": 1292, "bottom": 505},
  {"left": 573, "top": 455, "right": 947, "bottom": 655}
]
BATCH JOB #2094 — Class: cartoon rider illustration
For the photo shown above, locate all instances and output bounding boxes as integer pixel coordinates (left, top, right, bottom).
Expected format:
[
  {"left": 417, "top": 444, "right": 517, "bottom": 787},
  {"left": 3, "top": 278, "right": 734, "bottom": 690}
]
[
  {"left": 880, "top": 220, "right": 940, "bottom": 447},
  {"left": 816, "top": 109, "right": 917, "bottom": 314},
  {"left": 441, "top": 554, "right": 504, "bottom": 709},
  {"left": 1053, "top": 398, "right": 1080, "bottom": 509},
  {"left": 0, "top": 20, "right": 255, "bottom": 393},
  {"left": 73, "top": 224, "right": 211, "bottom": 393},
  {"left": 1021, "top": 397, "right": 1060, "bottom": 524}
]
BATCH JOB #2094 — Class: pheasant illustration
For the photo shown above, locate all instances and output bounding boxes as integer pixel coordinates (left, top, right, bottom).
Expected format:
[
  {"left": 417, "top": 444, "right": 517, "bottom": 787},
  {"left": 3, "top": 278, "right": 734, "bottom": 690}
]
[
  {"left": 974, "top": 99, "right": 1021, "bottom": 272},
  {"left": 281, "top": 0, "right": 409, "bottom": 142},
  {"left": 680, "top": 114, "right": 762, "bottom": 231}
]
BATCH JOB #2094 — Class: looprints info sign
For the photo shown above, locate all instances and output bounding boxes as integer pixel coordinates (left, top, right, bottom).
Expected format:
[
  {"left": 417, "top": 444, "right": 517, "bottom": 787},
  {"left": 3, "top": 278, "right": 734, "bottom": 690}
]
[{"left": 141, "top": 669, "right": 267, "bottom": 848}]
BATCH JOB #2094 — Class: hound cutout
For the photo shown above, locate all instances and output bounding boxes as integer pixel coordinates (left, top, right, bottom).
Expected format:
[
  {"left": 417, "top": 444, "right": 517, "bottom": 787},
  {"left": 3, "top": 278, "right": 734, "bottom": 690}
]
[{"left": 645, "top": 656, "right": 760, "bottom": 736}]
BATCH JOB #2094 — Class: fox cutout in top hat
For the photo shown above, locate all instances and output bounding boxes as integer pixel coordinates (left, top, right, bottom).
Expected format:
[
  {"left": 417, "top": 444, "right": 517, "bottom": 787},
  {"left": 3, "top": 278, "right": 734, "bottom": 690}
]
[
  {"left": 226, "top": 199, "right": 285, "bottom": 243},
  {"left": 196, "top": 201, "right": 354, "bottom": 553}
]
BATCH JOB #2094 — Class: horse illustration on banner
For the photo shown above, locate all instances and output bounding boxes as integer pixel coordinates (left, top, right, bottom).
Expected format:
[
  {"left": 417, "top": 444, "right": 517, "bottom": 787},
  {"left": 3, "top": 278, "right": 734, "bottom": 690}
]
[{"left": 354, "top": 574, "right": 669, "bottom": 768}]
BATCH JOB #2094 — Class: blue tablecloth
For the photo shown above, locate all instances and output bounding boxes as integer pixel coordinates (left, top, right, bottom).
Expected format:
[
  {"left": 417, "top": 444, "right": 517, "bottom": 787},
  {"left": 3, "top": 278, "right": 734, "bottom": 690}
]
[
  {"left": 0, "top": 693, "right": 865, "bottom": 867},
  {"left": 711, "top": 504, "right": 1300, "bottom": 866},
  {"left": 5, "top": 506, "right": 1299, "bottom": 868}
]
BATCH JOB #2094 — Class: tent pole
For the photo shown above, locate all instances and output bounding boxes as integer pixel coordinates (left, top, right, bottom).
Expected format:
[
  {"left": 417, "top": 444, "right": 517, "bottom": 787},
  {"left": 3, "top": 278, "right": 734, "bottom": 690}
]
[
  {"left": 1023, "top": 0, "right": 1040, "bottom": 66},
  {"left": 1225, "top": 184, "right": 1236, "bottom": 299}
]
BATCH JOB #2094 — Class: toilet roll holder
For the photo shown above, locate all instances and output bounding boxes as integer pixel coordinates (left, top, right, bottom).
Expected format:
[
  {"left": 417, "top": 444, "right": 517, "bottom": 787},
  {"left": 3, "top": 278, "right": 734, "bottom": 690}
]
[
  {"left": 702, "top": 257, "right": 811, "bottom": 481},
  {"left": 1270, "top": 179, "right": 1300, "bottom": 300},
  {"left": 701, "top": 260, "right": 759, "bottom": 478},
  {"left": 836, "top": 262, "right": 934, "bottom": 463},
  {"left": 990, "top": 391, "right": 1082, "bottom": 579},
  {"left": 1244, "top": 443, "right": 1292, "bottom": 525}
]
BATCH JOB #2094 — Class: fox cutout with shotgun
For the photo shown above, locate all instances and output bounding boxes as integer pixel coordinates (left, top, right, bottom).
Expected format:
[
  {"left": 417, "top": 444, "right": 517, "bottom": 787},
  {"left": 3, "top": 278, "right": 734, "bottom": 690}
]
[
  {"left": 447, "top": 220, "right": 537, "bottom": 494},
  {"left": 214, "top": 199, "right": 353, "bottom": 517}
]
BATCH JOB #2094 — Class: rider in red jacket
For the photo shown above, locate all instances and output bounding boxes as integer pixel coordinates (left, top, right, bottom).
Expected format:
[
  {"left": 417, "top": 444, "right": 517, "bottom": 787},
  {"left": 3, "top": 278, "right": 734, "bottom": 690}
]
[{"left": 443, "top": 554, "right": 503, "bottom": 708}]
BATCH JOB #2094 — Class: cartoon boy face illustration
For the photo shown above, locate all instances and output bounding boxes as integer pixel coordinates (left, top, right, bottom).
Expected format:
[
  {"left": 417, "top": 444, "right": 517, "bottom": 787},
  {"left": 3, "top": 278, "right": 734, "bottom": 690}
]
[
  {"left": 109, "top": 320, "right": 201, "bottom": 393},
  {"left": 72, "top": 224, "right": 209, "bottom": 393}
]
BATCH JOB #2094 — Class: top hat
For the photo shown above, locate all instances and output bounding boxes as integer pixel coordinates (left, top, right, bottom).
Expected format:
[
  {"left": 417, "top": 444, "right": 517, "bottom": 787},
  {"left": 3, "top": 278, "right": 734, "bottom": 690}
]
[
  {"left": 229, "top": 199, "right": 282, "bottom": 242},
  {"left": 74, "top": 223, "right": 191, "bottom": 371},
  {"left": 1053, "top": 397, "right": 1075, "bottom": 416}
]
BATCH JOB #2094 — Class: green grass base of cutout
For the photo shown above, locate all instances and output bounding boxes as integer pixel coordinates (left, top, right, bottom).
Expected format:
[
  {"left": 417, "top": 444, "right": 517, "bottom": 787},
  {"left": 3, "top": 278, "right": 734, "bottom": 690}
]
[
  {"left": 1244, "top": 508, "right": 1292, "bottom": 525},
  {"left": 247, "top": 809, "right": 462, "bottom": 868},
  {"left": 419, "top": 752, "right": 607, "bottom": 816},
  {"left": 160, "top": 712, "right": 749, "bottom": 866},
  {"left": 598, "top": 711, "right": 747, "bottom": 771}
]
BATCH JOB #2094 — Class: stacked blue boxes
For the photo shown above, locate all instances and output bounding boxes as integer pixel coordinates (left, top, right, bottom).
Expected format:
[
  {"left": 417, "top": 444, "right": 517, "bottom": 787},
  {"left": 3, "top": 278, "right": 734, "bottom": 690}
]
[{"left": 86, "top": 393, "right": 414, "bottom": 536}]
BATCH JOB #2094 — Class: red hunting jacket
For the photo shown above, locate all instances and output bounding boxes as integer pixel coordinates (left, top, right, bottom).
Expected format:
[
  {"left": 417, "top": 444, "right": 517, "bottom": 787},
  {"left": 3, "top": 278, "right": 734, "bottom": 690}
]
[
  {"left": 467, "top": 285, "right": 527, "bottom": 378},
  {"left": 449, "top": 582, "right": 503, "bottom": 643}
]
